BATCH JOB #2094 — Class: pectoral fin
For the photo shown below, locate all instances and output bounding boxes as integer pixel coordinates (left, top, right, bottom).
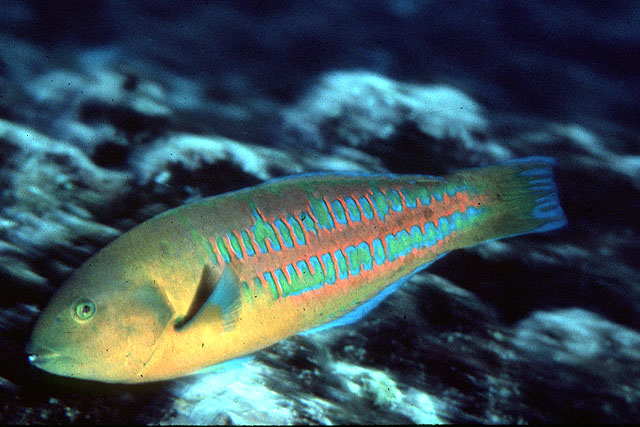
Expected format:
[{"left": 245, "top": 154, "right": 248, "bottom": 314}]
[
  {"left": 174, "top": 264, "right": 242, "bottom": 332},
  {"left": 209, "top": 264, "right": 243, "bottom": 331}
]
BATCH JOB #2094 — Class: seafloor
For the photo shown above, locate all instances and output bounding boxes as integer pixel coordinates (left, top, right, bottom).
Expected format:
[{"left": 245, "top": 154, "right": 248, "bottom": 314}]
[{"left": 1, "top": 1, "right": 639, "bottom": 424}]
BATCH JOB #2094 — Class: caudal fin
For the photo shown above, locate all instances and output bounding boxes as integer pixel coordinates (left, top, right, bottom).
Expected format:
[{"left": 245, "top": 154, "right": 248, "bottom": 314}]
[{"left": 450, "top": 156, "right": 567, "bottom": 246}]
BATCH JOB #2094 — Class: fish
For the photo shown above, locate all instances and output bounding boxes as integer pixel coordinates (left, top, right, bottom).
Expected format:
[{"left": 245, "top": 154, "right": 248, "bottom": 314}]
[{"left": 26, "top": 156, "right": 566, "bottom": 383}]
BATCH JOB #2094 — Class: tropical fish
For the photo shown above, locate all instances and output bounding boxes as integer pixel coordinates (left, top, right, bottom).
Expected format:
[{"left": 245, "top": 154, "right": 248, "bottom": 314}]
[{"left": 26, "top": 157, "right": 566, "bottom": 383}]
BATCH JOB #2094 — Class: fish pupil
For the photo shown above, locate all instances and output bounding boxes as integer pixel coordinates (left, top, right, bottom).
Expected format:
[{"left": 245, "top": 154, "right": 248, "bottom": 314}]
[{"left": 73, "top": 299, "right": 95, "bottom": 320}]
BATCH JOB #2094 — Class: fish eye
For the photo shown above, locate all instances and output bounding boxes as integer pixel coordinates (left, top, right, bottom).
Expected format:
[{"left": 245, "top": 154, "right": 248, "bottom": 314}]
[{"left": 72, "top": 299, "right": 96, "bottom": 321}]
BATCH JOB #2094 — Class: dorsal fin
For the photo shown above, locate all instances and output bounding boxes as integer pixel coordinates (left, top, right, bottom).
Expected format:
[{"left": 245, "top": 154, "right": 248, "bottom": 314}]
[{"left": 174, "top": 264, "right": 242, "bottom": 332}]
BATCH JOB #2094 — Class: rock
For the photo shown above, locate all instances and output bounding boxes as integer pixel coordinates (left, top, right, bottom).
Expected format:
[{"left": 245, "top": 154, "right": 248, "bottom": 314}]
[{"left": 282, "top": 70, "right": 488, "bottom": 150}]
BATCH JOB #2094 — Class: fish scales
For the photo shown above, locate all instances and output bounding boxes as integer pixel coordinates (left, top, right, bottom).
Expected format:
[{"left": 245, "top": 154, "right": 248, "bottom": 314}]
[
  {"left": 26, "top": 157, "right": 566, "bottom": 383},
  {"left": 170, "top": 177, "right": 452, "bottom": 375},
  {"left": 186, "top": 175, "right": 476, "bottom": 325}
]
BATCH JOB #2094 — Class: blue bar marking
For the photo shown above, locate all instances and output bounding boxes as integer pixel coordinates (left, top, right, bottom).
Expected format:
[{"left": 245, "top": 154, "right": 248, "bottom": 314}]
[
  {"left": 297, "top": 259, "right": 311, "bottom": 277},
  {"left": 330, "top": 199, "right": 348, "bottom": 225},
  {"left": 385, "top": 233, "right": 396, "bottom": 262},
  {"left": 262, "top": 271, "right": 280, "bottom": 299},
  {"left": 299, "top": 211, "right": 317, "bottom": 235},
  {"left": 450, "top": 212, "right": 462, "bottom": 231},
  {"left": 445, "top": 187, "right": 459, "bottom": 197},
  {"left": 309, "top": 256, "right": 324, "bottom": 282},
  {"left": 345, "top": 245, "right": 360, "bottom": 276},
  {"left": 438, "top": 217, "right": 450, "bottom": 237},
  {"left": 274, "top": 268, "right": 289, "bottom": 290},
  {"left": 241, "top": 230, "right": 256, "bottom": 256},
  {"left": 401, "top": 189, "right": 417, "bottom": 208},
  {"left": 466, "top": 206, "right": 481, "bottom": 218},
  {"left": 216, "top": 237, "right": 231, "bottom": 263},
  {"left": 228, "top": 232, "right": 243, "bottom": 259},
  {"left": 334, "top": 249, "right": 349, "bottom": 280},
  {"left": 345, "top": 197, "right": 362, "bottom": 222},
  {"left": 372, "top": 238, "right": 385, "bottom": 265},
  {"left": 424, "top": 222, "right": 440, "bottom": 246},
  {"left": 286, "top": 215, "right": 306, "bottom": 245},
  {"left": 396, "top": 229, "right": 412, "bottom": 257},
  {"left": 321, "top": 252, "right": 336, "bottom": 284},
  {"left": 410, "top": 225, "right": 424, "bottom": 249},
  {"left": 358, "top": 196, "right": 375, "bottom": 219},
  {"left": 310, "top": 198, "right": 335, "bottom": 230},
  {"left": 357, "top": 241, "right": 373, "bottom": 271},
  {"left": 286, "top": 263, "right": 298, "bottom": 282},
  {"left": 274, "top": 219, "right": 294, "bottom": 249},
  {"left": 388, "top": 189, "right": 403, "bottom": 212}
]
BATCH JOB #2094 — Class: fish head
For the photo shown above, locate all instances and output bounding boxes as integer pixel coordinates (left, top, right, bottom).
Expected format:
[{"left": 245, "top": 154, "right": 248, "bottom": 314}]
[{"left": 26, "top": 243, "right": 174, "bottom": 383}]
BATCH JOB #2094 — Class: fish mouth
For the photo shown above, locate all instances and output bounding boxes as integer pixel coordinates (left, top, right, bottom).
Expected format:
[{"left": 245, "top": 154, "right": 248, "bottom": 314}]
[
  {"left": 25, "top": 343, "right": 62, "bottom": 367},
  {"left": 27, "top": 351, "right": 61, "bottom": 365}
]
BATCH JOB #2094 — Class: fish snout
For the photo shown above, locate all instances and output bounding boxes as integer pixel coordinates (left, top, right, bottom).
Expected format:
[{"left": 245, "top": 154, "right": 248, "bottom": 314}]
[{"left": 25, "top": 341, "right": 61, "bottom": 368}]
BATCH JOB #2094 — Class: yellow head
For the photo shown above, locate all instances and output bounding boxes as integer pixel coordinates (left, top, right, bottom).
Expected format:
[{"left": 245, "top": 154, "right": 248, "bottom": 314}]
[{"left": 26, "top": 229, "right": 176, "bottom": 383}]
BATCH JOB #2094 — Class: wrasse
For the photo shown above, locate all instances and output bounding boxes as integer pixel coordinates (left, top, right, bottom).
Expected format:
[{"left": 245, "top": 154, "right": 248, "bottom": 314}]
[{"left": 26, "top": 157, "right": 566, "bottom": 383}]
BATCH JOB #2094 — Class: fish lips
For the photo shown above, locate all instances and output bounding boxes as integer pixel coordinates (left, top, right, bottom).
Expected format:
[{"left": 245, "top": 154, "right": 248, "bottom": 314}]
[{"left": 25, "top": 341, "right": 64, "bottom": 370}]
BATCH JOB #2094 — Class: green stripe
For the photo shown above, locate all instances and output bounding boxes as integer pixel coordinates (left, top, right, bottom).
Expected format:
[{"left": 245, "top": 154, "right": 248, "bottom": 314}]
[
  {"left": 287, "top": 215, "right": 306, "bottom": 245},
  {"left": 216, "top": 236, "right": 231, "bottom": 262},
  {"left": 371, "top": 187, "right": 390, "bottom": 221},
  {"left": 262, "top": 272, "right": 280, "bottom": 299},
  {"left": 228, "top": 232, "right": 243, "bottom": 259}
]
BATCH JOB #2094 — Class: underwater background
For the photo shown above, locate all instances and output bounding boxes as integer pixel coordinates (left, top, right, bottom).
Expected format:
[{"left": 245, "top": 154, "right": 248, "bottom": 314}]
[{"left": 1, "top": 0, "right": 639, "bottom": 423}]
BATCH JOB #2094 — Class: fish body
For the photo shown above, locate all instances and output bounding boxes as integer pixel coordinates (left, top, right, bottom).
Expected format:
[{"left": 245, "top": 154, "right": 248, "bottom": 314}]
[{"left": 27, "top": 157, "right": 566, "bottom": 383}]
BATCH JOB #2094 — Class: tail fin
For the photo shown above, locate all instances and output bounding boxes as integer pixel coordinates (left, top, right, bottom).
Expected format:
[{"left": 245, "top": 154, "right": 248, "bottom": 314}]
[{"left": 449, "top": 156, "right": 567, "bottom": 246}]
